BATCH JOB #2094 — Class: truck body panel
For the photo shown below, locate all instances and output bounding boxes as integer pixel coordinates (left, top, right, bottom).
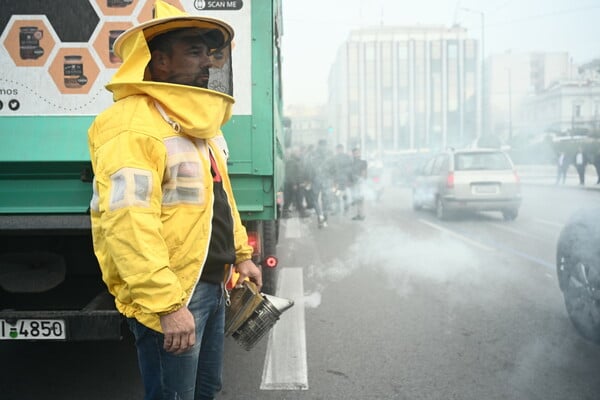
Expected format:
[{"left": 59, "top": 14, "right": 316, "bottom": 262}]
[{"left": 0, "top": 0, "right": 284, "bottom": 340}]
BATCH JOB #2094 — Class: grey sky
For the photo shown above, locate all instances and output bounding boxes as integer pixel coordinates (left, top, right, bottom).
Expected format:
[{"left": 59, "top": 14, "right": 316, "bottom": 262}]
[{"left": 281, "top": 0, "right": 600, "bottom": 107}]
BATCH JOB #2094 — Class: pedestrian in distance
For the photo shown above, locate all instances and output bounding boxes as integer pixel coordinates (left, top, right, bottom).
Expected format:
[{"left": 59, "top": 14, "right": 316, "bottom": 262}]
[
  {"left": 555, "top": 151, "right": 568, "bottom": 185},
  {"left": 330, "top": 143, "right": 353, "bottom": 215},
  {"left": 87, "top": 2, "right": 262, "bottom": 399},
  {"left": 350, "top": 146, "right": 367, "bottom": 221},
  {"left": 574, "top": 146, "right": 587, "bottom": 185},
  {"left": 304, "top": 139, "right": 332, "bottom": 228},
  {"left": 593, "top": 148, "right": 600, "bottom": 184},
  {"left": 282, "top": 146, "right": 309, "bottom": 218}
]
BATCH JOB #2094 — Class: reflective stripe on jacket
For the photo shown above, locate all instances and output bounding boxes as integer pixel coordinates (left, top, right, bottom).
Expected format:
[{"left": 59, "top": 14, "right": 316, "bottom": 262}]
[{"left": 88, "top": 94, "right": 252, "bottom": 332}]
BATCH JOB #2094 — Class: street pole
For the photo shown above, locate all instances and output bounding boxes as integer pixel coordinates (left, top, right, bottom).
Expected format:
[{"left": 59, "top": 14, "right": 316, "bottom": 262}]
[
  {"left": 460, "top": 7, "right": 485, "bottom": 139},
  {"left": 481, "top": 12, "right": 485, "bottom": 137},
  {"left": 508, "top": 68, "right": 512, "bottom": 143}
]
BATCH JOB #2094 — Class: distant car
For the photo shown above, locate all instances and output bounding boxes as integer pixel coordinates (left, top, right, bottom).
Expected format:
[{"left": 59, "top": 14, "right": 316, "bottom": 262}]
[
  {"left": 412, "top": 148, "right": 522, "bottom": 220},
  {"left": 557, "top": 208, "right": 600, "bottom": 344}
]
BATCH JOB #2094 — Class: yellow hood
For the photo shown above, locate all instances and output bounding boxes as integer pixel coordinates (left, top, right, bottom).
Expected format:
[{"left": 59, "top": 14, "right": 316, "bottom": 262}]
[{"left": 105, "top": 0, "right": 234, "bottom": 139}]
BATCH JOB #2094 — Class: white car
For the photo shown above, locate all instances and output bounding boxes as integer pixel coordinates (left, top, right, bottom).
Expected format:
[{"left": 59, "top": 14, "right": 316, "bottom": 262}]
[{"left": 412, "top": 148, "right": 522, "bottom": 220}]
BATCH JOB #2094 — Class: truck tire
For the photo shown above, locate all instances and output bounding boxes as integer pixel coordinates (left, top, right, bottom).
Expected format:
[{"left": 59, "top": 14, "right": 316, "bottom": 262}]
[
  {"left": 557, "top": 209, "right": 600, "bottom": 344},
  {"left": 261, "top": 219, "right": 278, "bottom": 295}
]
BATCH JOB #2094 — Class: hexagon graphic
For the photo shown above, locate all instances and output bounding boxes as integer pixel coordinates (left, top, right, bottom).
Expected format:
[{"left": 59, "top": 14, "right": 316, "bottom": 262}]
[
  {"left": 138, "top": 0, "right": 183, "bottom": 23},
  {"left": 93, "top": 21, "right": 133, "bottom": 67},
  {"left": 3, "top": 18, "right": 56, "bottom": 67},
  {"left": 93, "top": 0, "right": 139, "bottom": 17},
  {"left": 48, "top": 48, "right": 100, "bottom": 94}
]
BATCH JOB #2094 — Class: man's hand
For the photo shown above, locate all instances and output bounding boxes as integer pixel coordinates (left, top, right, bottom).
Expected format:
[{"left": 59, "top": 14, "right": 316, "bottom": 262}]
[
  {"left": 159, "top": 307, "right": 196, "bottom": 354},
  {"left": 235, "top": 259, "right": 263, "bottom": 292}
]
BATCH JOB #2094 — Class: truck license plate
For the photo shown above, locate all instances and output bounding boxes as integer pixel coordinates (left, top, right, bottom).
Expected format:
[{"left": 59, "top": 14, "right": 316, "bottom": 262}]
[{"left": 0, "top": 319, "right": 66, "bottom": 340}]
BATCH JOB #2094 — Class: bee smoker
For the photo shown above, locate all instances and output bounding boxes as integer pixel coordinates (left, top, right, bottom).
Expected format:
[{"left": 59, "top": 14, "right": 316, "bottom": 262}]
[{"left": 225, "top": 280, "right": 294, "bottom": 351}]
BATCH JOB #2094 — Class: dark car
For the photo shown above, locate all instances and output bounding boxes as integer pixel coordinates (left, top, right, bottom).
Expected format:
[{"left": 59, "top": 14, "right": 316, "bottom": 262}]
[{"left": 557, "top": 207, "right": 600, "bottom": 344}]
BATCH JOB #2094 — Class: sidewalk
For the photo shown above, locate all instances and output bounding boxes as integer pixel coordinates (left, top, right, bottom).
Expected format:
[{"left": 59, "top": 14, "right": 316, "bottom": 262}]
[{"left": 516, "top": 164, "right": 600, "bottom": 191}]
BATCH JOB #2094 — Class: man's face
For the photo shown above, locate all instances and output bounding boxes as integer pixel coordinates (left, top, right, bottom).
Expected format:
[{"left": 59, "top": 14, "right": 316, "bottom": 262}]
[{"left": 161, "top": 32, "right": 213, "bottom": 88}]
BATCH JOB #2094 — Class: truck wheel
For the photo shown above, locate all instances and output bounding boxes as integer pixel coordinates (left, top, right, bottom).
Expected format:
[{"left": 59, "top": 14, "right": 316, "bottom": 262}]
[
  {"left": 261, "top": 219, "right": 278, "bottom": 295},
  {"left": 557, "top": 219, "right": 600, "bottom": 344}
]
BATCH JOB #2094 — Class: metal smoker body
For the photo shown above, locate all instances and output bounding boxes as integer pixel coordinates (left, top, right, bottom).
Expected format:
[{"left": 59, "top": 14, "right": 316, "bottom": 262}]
[{"left": 225, "top": 281, "right": 294, "bottom": 350}]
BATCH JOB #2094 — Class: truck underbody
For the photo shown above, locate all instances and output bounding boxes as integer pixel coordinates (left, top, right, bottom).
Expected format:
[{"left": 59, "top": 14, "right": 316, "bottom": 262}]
[{"left": 0, "top": 215, "right": 124, "bottom": 341}]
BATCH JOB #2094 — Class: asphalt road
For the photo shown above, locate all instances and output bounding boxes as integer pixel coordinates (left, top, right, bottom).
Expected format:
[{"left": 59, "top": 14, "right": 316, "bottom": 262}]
[
  {"left": 220, "top": 183, "right": 600, "bottom": 400},
  {"left": 2, "top": 183, "right": 600, "bottom": 400}
]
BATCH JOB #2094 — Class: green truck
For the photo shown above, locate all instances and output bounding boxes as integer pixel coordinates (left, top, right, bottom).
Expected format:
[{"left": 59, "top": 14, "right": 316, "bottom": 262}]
[{"left": 0, "top": 0, "right": 284, "bottom": 341}]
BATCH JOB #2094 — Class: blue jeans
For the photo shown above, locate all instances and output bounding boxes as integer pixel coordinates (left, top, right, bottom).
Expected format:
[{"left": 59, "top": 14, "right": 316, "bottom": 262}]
[{"left": 127, "top": 281, "right": 226, "bottom": 400}]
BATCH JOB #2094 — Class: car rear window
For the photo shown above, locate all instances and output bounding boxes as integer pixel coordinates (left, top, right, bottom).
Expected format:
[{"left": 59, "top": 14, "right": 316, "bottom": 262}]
[{"left": 454, "top": 152, "right": 512, "bottom": 171}]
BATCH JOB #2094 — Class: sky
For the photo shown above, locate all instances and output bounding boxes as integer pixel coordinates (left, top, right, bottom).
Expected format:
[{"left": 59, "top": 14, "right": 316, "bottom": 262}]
[{"left": 281, "top": 0, "right": 600, "bottom": 108}]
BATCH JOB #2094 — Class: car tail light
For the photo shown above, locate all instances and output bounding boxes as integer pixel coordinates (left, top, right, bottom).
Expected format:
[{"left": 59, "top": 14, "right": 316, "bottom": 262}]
[
  {"left": 247, "top": 231, "right": 261, "bottom": 257},
  {"left": 513, "top": 170, "right": 521, "bottom": 184},
  {"left": 372, "top": 176, "right": 380, "bottom": 183},
  {"left": 446, "top": 172, "right": 455, "bottom": 188},
  {"left": 263, "top": 255, "right": 278, "bottom": 269}
]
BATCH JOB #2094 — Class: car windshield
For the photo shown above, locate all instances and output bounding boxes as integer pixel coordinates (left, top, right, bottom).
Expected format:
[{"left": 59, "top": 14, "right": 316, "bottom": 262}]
[{"left": 454, "top": 152, "right": 512, "bottom": 171}]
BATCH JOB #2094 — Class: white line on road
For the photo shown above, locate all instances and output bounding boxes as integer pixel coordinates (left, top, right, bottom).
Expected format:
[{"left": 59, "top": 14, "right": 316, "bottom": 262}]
[
  {"left": 260, "top": 267, "right": 308, "bottom": 390},
  {"left": 283, "top": 218, "right": 307, "bottom": 239},
  {"left": 419, "top": 219, "right": 496, "bottom": 252},
  {"left": 533, "top": 218, "right": 564, "bottom": 229},
  {"left": 490, "top": 222, "right": 548, "bottom": 242}
]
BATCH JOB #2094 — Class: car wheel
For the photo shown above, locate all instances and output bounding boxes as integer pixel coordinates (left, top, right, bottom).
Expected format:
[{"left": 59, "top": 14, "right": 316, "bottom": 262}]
[
  {"left": 557, "top": 222, "right": 600, "bottom": 344},
  {"left": 502, "top": 209, "right": 518, "bottom": 221},
  {"left": 435, "top": 197, "right": 446, "bottom": 220},
  {"left": 412, "top": 191, "right": 422, "bottom": 211}
]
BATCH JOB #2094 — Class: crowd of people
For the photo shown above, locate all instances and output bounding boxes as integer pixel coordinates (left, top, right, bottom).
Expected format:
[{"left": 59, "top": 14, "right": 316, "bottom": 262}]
[{"left": 282, "top": 139, "right": 369, "bottom": 228}]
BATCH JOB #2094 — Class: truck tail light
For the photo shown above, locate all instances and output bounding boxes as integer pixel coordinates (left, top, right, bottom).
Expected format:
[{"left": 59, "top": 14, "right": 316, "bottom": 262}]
[
  {"left": 263, "top": 255, "right": 278, "bottom": 269},
  {"left": 247, "top": 231, "right": 261, "bottom": 257}
]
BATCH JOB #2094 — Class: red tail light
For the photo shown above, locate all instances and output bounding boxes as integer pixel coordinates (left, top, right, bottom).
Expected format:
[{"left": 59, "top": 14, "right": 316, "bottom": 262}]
[
  {"left": 446, "top": 172, "right": 455, "bottom": 188},
  {"left": 247, "top": 231, "right": 260, "bottom": 257},
  {"left": 263, "top": 255, "right": 278, "bottom": 269},
  {"left": 513, "top": 170, "right": 520, "bottom": 184}
]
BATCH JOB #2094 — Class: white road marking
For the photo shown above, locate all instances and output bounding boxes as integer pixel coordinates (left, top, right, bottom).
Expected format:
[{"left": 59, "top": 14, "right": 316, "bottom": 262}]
[
  {"left": 260, "top": 267, "right": 308, "bottom": 390},
  {"left": 419, "top": 219, "right": 496, "bottom": 252},
  {"left": 283, "top": 218, "right": 305, "bottom": 239},
  {"left": 490, "top": 222, "right": 547, "bottom": 242},
  {"left": 533, "top": 218, "right": 563, "bottom": 229}
]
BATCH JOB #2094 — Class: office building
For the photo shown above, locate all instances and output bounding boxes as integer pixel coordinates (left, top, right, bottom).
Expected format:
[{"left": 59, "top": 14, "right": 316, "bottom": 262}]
[{"left": 328, "top": 25, "right": 479, "bottom": 157}]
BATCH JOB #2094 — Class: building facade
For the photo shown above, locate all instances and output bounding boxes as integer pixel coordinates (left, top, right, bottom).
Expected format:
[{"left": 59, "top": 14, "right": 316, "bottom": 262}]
[
  {"left": 284, "top": 105, "right": 330, "bottom": 148},
  {"left": 486, "top": 51, "right": 573, "bottom": 141},
  {"left": 328, "top": 25, "right": 479, "bottom": 157},
  {"left": 523, "top": 79, "right": 600, "bottom": 136}
]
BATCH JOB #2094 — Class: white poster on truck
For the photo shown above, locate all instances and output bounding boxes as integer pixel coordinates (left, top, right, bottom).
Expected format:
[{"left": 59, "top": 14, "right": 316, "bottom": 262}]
[{"left": 0, "top": 0, "right": 251, "bottom": 116}]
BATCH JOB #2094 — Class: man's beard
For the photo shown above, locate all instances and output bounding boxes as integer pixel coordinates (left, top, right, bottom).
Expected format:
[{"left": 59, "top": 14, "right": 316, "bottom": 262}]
[{"left": 166, "top": 68, "right": 210, "bottom": 89}]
